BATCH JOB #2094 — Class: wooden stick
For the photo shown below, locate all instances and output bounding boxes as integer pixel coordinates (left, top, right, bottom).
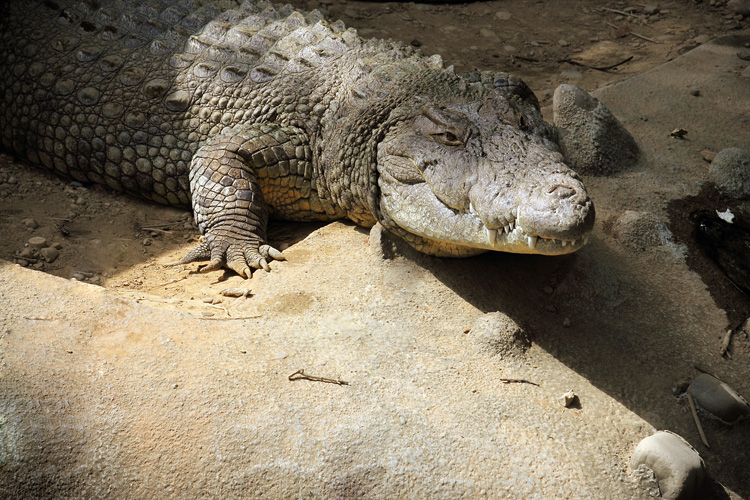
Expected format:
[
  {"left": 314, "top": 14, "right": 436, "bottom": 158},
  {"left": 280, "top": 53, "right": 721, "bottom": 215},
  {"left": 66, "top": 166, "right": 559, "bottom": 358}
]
[{"left": 686, "top": 392, "right": 710, "bottom": 449}]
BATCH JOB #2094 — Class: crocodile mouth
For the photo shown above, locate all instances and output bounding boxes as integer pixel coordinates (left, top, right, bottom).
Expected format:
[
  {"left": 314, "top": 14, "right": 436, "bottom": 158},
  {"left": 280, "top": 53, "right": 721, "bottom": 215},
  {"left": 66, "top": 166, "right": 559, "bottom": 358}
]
[{"left": 457, "top": 203, "right": 591, "bottom": 255}]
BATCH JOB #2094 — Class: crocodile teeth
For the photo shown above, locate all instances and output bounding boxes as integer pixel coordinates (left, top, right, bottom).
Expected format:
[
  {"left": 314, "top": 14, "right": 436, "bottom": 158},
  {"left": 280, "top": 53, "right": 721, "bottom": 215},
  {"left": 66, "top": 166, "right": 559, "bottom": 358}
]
[
  {"left": 503, "top": 224, "right": 511, "bottom": 234},
  {"left": 561, "top": 240, "right": 568, "bottom": 247},
  {"left": 469, "top": 202, "right": 476, "bottom": 215},
  {"left": 527, "top": 235, "right": 538, "bottom": 249},
  {"left": 487, "top": 228, "right": 498, "bottom": 245},
  {"left": 583, "top": 235, "right": 590, "bottom": 245}
]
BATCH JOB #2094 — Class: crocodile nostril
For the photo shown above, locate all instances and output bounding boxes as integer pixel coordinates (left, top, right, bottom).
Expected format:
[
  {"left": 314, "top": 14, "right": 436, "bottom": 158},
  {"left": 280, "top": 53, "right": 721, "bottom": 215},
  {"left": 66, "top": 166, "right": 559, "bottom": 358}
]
[{"left": 547, "top": 184, "right": 576, "bottom": 198}]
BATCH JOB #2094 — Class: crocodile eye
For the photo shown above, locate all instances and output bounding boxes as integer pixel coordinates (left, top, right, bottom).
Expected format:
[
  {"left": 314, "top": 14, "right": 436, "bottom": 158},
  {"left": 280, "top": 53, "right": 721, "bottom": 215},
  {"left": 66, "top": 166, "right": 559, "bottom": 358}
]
[{"left": 433, "top": 131, "right": 463, "bottom": 147}]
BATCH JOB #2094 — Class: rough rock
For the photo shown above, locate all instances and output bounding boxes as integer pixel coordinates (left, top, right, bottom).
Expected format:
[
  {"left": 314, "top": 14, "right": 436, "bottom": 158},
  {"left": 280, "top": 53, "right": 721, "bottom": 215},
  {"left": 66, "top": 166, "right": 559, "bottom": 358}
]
[
  {"left": 728, "top": 0, "right": 750, "bottom": 15},
  {"left": 688, "top": 373, "right": 750, "bottom": 424},
  {"left": 467, "top": 312, "right": 530, "bottom": 359},
  {"left": 610, "top": 211, "right": 681, "bottom": 256},
  {"left": 630, "top": 431, "right": 706, "bottom": 500},
  {"left": 553, "top": 84, "right": 639, "bottom": 175},
  {"left": 708, "top": 147, "right": 750, "bottom": 198}
]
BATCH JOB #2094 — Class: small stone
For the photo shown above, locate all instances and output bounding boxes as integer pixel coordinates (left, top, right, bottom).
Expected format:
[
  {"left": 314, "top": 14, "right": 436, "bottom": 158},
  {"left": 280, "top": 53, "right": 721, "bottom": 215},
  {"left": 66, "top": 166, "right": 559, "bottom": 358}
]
[
  {"left": 142, "top": 238, "right": 152, "bottom": 246},
  {"left": 202, "top": 296, "right": 214, "bottom": 304},
  {"left": 495, "top": 10, "right": 512, "bottom": 20},
  {"left": 28, "top": 236, "right": 47, "bottom": 248},
  {"left": 688, "top": 373, "right": 750, "bottom": 424},
  {"left": 689, "top": 88, "right": 700, "bottom": 97},
  {"left": 553, "top": 84, "right": 639, "bottom": 175},
  {"left": 410, "top": 39, "right": 422, "bottom": 48},
  {"left": 6, "top": 176, "right": 17, "bottom": 184},
  {"left": 202, "top": 312, "right": 215, "bottom": 317},
  {"left": 560, "top": 389, "right": 577, "bottom": 407},
  {"left": 39, "top": 247, "right": 59, "bottom": 263},
  {"left": 643, "top": 5, "right": 661, "bottom": 14},
  {"left": 708, "top": 147, "right": 750, "bottom": 198},
  {"left": 503, "top": 45, "right": 516, "bottom": 53},
  {"left": 562, "top": 317, "right": 571, "bottom": 327},
  {"left": 530, "top": 40, "right": 540, "bottom": 47},
  {"left": 670, "top": 128, "right": 688, "bottom": 138},
  {"left": 468, "top": 312, "right": 530, "bottom": 359},
  {"left": 693, "top": 34, "right": 711, "bottom": 44},
  {"left": 220, "top": 288, "right": 251, "bottom": 298},
  {"left": 74, "top": 196, "right": 86, "bottom": 206},
  {"left": 630, "top": 431, "right": 706, "bottom": 500},
  {"left": 737, "top": 48, "right": 750, "bottom": 61},
  {"left": 18, "top": 248, "right": 34, "bottom": 259},
  {"left": 701, "top": 149, "right": 717, "bottom": 162},
  {"left": 558, "top": 39, "right": 570, "bottom": 47},
  {"left": 559, "top": 69, "right": 582, "bottom": 80},
  {"left": 72, "top": 272, "right": 86, "bottom": 281},
  {"left": 22, "top": 218, "right": 38, "bottom": 229}
]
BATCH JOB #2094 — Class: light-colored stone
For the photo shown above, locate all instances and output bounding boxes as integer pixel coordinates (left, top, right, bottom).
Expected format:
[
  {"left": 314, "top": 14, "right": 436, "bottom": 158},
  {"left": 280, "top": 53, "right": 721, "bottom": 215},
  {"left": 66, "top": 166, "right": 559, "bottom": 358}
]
[
  {"left": 467, "top": 312, "right": 530, "bottom": 359},
  {"left": 688, "top": 373, "right": 750, "bottom": 424},
  {"left": 630, "top": 431, "right": 706, "bottom": 500},
  {"left": 553, "top": 84, "right": 639, "bottom": 175},
  {"left": 708, "top": 147, "right": 750, "bottom": 198}
]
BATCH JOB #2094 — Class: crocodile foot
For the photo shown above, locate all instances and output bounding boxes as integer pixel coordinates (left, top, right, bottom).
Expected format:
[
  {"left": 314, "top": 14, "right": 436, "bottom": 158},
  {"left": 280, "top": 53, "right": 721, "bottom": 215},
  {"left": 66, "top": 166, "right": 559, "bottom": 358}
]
[{"left": 176, "top": 234, "right": 285, "bottom": 278}]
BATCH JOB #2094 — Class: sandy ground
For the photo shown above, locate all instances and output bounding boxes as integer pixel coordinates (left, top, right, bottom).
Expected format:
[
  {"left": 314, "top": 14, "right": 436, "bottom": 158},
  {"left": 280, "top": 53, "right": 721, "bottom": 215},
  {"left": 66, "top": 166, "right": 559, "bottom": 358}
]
[{"left": 1, "top": 1, "right": 749, "bottom": 499}]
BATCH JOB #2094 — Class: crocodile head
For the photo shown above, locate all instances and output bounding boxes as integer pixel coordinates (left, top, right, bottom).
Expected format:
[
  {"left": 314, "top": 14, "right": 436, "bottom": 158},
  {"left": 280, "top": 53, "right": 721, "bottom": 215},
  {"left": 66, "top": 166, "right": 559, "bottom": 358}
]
[{"left": 376, "top": 90, "right": 595, "bottom": 257}]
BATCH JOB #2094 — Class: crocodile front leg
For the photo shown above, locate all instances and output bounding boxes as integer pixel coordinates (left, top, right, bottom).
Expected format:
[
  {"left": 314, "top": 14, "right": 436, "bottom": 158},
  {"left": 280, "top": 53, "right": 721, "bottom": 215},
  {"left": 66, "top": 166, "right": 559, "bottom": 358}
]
[{"left": 180, "top": 124, "right": 310, "bottom": 278}]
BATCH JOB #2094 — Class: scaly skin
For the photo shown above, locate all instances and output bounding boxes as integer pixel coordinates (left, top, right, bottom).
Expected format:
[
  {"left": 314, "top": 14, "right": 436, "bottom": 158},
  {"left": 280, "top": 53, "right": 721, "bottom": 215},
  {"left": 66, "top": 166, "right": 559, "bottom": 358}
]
[{"left": 0, "top": 0, "right": 595, "bottom": 277}]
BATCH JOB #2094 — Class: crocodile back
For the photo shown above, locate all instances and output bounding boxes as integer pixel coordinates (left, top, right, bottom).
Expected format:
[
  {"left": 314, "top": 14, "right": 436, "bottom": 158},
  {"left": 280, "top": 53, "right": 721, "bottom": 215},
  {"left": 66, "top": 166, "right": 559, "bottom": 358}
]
[{"left": 0, "top": 0, "right": 362, "bottom": 206}]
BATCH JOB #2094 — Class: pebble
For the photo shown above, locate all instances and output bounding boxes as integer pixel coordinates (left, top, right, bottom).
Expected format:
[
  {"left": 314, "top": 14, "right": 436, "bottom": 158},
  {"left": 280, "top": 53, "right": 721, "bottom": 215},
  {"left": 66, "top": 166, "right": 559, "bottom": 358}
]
[
  {"left": 202, "top": 297, "right": 214, "bottom": 304},
  {"left": 701, "top": 149, "right": 717, "bottom": 162},
  {"left": 562, "top": 317, "right": 571, "bottom": 327},
  {"left": 559, "top": 69, "right": 582, "bottom": 80},
  {"left": 6, "top": 176, "right": 17, "bottom": 184},
  {"left": 28, "top": 236, "right": 47, "bottom": 249},
  {"left": 737, "top": 48, "right": 750, "bottom": 61},
  {"left": 495, "top": 10, "right": 512, "bottom": 20},
  {"left": 18, "top": 248, "right": 34, "bottom": 259},
  {"left": 39, "top": 247, "right": 59, "bottom": 263},
  {"left": 503, "top": 45, "right": 516, "bottom": 53},
  {"left": 708, "top": 147, "right": 750, "bottom": 198},
  {"left": 630, "top": 431, "right": 706, "bottom": 500},
  {"left": 22, "top": 218, "right": 38, "bottom": 229},
  {"left": 142, "top": 238, "right": 152, "bottom": 246},
  {"left": 74, "top": 196, "right": 86, "bottom": 206},
  {"left": 643, "top": 5, "right": 661, "bottom": 15},
  {"left": 220, "top": 288, "right": 251, "bottom": 298},
  {"left": 689, "top": 88, "right": 700, "bottom": 96},
  {"left": 72, "top": 272, "right": 86, "bottom": 281},
  {"left": 559, "top": 390, "right": 577, "bottom": 407},
  {"left": 693, "top": 35, "right": 711, "bottom": 45},
  {"left": 688, "top": 373, "right": 750, "bottom": 424},
  {"left": 558, "top": 39, "right": 570, "bottom": 47},
  {"left": 468, "top": 312, "right": 530, "bottom": 360}
]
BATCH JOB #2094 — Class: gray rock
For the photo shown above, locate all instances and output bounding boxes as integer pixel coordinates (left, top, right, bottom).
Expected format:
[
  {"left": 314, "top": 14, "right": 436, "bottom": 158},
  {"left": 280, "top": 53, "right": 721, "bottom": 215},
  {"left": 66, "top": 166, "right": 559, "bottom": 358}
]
[
  {"left": 708, "top": 147, "right": 750, "bottom": 198},
  {"left": 467, "top": 312, "right": 530, "bottom": 359},
  {"left": 630, "top": 431, "right": 706, "bottom": 500},
  {"left": 553, "top": 84, "right": 639, "bottom": 175},
  {"left": 688, "top": 373, "right": 750, "bottom": 424},
  {"left": 611, "top": 211, "right": 673, "bottom": 251},
  {"left": 39, "top": 247, "right": 59, "bottom": 263}
]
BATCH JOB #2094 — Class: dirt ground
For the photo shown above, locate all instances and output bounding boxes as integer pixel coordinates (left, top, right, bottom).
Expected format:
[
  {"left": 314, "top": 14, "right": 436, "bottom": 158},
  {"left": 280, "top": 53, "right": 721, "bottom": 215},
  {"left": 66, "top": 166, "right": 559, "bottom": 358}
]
[{"left": 1, "top": 1, "right": 750, "bottom": 499}]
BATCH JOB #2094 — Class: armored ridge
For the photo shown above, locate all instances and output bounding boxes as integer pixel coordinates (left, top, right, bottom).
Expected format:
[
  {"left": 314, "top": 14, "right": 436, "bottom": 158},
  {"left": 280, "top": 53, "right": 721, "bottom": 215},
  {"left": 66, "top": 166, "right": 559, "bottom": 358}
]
[{"left": 0, "top": 0, "right": 594, "bottom": 277}]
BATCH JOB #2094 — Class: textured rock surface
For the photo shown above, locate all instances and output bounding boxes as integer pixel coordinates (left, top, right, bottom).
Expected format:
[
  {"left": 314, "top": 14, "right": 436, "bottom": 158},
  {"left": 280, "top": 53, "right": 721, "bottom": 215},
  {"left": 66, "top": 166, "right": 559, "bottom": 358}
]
[
  {"left": 468, "top": 311, "right": 530, "bottom": 359},
  {"left": 708, "top": 148, "right": 750, "bottom": 198},
  {"left": 630, "top": 431, "right": 706, "bottom": 500},
  {"left": 552, "top": 84, "right": 639, "bottom": 175}
]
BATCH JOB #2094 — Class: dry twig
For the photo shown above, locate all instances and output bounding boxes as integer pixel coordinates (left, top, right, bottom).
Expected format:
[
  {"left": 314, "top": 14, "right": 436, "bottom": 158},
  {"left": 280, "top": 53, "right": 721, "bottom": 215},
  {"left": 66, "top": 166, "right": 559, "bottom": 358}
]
[
  {"left": 288, "top": 369, "right": 349, "bottom": 386},
  {"left": 686, "top": 392, "right": 710, "bottom": 449}
]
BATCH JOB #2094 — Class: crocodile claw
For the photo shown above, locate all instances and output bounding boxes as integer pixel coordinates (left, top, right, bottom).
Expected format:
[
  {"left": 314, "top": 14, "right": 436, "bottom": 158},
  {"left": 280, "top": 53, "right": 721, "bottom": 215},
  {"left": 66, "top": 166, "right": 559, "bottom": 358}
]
[{"left": 174, "top": 238, "right": 285, "bottom": 278}]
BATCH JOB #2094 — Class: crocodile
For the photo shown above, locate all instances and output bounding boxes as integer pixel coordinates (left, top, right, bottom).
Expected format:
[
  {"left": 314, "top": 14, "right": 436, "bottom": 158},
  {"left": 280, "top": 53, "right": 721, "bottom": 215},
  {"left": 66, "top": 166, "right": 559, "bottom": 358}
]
[{"left": 0, "top": 0, "right": 595, "bottom": 278}]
